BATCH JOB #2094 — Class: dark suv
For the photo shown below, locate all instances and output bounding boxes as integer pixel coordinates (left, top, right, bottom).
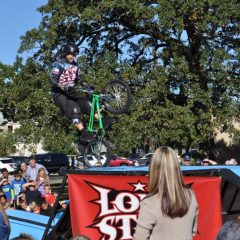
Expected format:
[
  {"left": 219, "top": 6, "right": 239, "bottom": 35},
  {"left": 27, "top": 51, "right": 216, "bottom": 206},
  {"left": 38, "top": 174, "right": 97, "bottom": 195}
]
[{"left": 34, "top": 152, "right": 69, "bottom": 175}]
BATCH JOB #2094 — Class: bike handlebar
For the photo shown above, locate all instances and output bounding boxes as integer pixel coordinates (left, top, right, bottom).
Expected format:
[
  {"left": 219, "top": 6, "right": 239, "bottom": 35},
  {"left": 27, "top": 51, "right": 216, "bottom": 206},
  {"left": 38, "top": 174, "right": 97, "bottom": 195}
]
[
  {"left": 76, "top": 85, "right": 114, "bottom": 101},
  {"left": 80, "top": 87, "right": 94, "bottom": 94}
]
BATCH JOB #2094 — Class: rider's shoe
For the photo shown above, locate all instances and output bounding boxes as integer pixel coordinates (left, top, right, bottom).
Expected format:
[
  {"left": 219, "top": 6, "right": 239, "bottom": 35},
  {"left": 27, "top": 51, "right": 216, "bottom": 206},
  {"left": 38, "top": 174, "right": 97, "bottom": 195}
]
[
  {"left": 102, "top": 116, "right": 117, "bottom": 130},
  {"left": 79, "top": 129, "right": 94, "bottom": 142}
]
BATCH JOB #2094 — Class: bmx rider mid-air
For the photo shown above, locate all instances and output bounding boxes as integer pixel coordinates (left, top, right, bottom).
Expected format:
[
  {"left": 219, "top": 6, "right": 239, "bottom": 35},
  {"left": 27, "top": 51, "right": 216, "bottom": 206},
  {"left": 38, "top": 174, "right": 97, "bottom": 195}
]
[{"left": 49, "top": 42, "right": 112, "bottom": 142}]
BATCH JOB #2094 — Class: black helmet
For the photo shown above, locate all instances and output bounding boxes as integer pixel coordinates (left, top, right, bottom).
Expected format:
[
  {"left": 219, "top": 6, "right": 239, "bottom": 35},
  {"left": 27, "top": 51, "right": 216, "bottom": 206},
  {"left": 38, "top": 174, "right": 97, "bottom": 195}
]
[{"left": 62, "top": 42, "right": 79, "bottom": 56}]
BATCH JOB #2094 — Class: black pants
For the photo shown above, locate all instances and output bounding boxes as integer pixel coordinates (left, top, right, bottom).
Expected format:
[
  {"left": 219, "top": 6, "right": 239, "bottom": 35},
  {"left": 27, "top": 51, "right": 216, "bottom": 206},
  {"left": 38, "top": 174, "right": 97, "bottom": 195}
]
[{"left": 52, "top": 91, "right": 91, "bottom": 123}]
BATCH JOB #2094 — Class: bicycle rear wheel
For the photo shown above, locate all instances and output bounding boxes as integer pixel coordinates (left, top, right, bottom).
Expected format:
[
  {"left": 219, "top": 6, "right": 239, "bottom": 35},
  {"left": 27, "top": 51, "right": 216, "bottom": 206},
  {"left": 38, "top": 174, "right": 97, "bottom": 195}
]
[
  {"left": 103, "top": 80, "right": 132, "bottom": 114},
  {"left": 83, "top": 138, "right": 111, "bottom": 168}
]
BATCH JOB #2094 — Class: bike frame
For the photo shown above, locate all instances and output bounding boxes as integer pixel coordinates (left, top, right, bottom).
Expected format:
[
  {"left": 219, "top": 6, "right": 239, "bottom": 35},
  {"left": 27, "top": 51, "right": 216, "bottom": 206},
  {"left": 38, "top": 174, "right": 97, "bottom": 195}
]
[
  {"left": 87, "top": 94, "right": 104, "bottom": 133},
  {"left": 79, "top": 80, "right": 132, "bottom": 167}
]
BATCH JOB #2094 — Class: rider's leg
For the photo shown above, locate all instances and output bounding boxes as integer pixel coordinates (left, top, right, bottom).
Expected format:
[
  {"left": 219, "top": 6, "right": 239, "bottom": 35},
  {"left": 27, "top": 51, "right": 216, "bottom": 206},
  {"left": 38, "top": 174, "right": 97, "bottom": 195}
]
[
  {"left": 52, "top": 93, "right": 94, "bottom": 142},
  {"left": 74, "top": 121, "right": 94, "bottom": 142},
  {"left": 94, "top": 115, "right": 114, "bottom": 130},
  {"left": 75, "top": 122, "right": 84, "bottom": 131}
]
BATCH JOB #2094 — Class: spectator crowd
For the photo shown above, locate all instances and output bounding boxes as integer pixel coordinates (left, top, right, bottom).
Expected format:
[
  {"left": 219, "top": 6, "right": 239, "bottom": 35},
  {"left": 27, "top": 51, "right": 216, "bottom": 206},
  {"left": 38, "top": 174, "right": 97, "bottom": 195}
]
[
  {"left": 179, "top": 155, "right": 238, "bottom": 167},
  {"left": 0, "top": 156, "right": 66, "bottom": 217},
  {"left": 0, "top": 152, "right": 239, "bottom": 240}
]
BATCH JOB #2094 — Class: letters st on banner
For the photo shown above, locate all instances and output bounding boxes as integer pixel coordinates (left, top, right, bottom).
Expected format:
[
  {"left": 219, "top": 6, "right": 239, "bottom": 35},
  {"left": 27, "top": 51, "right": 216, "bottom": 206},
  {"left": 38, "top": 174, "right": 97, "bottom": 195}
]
[{"left": 68, "top": 175, "right": 221, "bottom": 240}]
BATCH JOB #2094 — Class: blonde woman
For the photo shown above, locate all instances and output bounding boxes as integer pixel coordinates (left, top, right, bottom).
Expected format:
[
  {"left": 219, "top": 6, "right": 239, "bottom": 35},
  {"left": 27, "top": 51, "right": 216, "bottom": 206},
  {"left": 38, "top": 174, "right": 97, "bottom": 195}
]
[{"left": 134, "top": 146, "right": 198, "bottom": 240}]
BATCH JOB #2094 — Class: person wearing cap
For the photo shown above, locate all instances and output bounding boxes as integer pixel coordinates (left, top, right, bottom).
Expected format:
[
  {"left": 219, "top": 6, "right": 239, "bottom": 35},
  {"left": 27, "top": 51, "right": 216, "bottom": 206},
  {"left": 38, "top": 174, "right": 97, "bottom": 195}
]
[
  {"left": 26, "top": 156, "right": 48, "bottom": 182},
  {"left": 183, "top": 155, "right": 191, "bottom": 166}
]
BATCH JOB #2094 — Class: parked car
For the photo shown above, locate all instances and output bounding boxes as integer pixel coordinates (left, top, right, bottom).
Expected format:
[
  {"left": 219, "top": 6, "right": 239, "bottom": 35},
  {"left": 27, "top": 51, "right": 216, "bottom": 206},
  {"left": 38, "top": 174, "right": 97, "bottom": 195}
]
[
  {"left": 77, "top": 154, "right": 137, "bottom": 167},
  {"left": 34, "top": 152, "right": 69, "bottom": 175},
  {"left": 8, "top": 156, "right": 29, "bottom": 168},
  {"left": 138, "top": 153, "right": 154, "bottom": 166},
  {"left": 109, "top": 154, "right": 137, "bottom": 167},
  {"left": 128, "top": 153, "right": 141, "bottom": 161},
  {"left": 0, "top": 157, "right": 17, "bottom": 174},
  {"left": 77, "top": 155, "right": 107, "bottom": 167}
]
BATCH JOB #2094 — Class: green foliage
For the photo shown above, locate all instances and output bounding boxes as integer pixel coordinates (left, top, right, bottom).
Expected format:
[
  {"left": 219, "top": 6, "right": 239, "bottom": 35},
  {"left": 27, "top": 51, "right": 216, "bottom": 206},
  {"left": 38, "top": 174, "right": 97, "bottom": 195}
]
[
  {"left": 0, "top": 0, "right": 239, "bottom": 156},
  {"left": 0, "top": 134, "right": 8, "bottom": 156}
]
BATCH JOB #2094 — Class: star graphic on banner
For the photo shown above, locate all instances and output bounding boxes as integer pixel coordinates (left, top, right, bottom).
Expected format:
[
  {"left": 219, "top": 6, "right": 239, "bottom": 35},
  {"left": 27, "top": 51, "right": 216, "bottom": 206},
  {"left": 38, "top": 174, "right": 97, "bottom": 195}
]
[{"left": 129, "top": 181, "right": 147, "bottom": 192}]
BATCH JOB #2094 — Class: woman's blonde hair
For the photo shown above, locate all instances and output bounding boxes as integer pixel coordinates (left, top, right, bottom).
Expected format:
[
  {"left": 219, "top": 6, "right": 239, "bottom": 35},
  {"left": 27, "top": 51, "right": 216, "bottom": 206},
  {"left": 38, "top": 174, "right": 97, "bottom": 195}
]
[
  {"left": 148, "top": 146, "right": 191, "bottom": 218},
  {"left": 29, "top": 201, "right": 38, "bottom": 210},
  {"left": 36, "top": 167, "right": 48, "bottom": 185}
]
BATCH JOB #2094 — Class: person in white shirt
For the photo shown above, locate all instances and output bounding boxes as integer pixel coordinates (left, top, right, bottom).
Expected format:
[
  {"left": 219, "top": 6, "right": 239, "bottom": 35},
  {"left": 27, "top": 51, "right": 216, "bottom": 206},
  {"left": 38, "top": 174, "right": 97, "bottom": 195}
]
[{"left": 26, "top": 157, "right": 49, "bottom": 182}]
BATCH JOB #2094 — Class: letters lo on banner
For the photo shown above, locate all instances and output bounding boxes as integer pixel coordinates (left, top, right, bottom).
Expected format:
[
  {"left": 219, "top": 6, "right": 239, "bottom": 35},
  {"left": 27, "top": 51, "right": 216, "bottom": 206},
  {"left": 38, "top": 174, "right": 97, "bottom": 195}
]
[{"left": 68, "top": 175, "right": 221, "bottom": 240}]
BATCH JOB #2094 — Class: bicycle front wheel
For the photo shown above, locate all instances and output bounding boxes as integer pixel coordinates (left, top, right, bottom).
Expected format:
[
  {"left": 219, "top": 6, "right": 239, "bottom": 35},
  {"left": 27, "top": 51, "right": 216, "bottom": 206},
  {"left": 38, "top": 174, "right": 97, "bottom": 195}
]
[
  {"left": 83, "top": 138, "right": 111, "bottom": 168},
  {"left": 103, "top": 80, "right": 132, "bottom": 114}
]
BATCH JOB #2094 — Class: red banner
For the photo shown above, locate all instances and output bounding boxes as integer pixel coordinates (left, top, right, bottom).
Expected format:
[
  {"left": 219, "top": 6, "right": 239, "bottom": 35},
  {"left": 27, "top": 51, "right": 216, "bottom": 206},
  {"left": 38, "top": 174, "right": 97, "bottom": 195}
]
[{"left": 68, "top": 175, "right": 221, "bottom": 240}]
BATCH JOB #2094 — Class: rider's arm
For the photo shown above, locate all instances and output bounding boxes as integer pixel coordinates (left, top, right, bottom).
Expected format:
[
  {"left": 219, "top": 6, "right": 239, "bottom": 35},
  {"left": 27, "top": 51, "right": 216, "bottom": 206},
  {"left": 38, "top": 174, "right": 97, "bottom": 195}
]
[
  {"left": 49, "top": 62, "right": 63, "bottom": 87},
  {"left": 208, "top": 159, "right": 217, "bottom": 165},
  {"left": 22, "top": 182, "right": 33, "bottom": 191}
]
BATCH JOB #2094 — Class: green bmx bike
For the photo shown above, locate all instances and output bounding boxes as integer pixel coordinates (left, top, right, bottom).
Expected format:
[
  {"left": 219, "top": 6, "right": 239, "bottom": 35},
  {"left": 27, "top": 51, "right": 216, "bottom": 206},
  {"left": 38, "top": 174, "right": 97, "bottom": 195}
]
[{"left": 77, "top": 80, "right": 132, "bottom": 168}]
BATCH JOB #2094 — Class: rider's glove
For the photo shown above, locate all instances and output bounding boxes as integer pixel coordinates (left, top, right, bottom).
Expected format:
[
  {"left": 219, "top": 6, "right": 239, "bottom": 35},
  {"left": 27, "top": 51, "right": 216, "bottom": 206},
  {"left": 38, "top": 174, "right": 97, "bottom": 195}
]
[
  {"left": 58, "top": 84, "right": 74, "bottom": 93},
  {"left": 84, "top": 85, "right": 94, "bottom": 91},
  {"left": 80, "top": 82, "right": 94, "bottom": 91},
  {"left": 65, "top": 85, "right": 74, "bottom": 93}
]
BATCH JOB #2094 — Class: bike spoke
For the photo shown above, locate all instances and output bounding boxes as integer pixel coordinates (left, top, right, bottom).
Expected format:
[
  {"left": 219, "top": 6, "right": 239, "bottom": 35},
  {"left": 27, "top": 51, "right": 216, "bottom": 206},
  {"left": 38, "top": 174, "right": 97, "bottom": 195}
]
[
  {"left": 83, "top": 138, "right": 110, "bottom": 167},
  {"left": 106, "top": 84, "right": 128, "bottom": 109}
]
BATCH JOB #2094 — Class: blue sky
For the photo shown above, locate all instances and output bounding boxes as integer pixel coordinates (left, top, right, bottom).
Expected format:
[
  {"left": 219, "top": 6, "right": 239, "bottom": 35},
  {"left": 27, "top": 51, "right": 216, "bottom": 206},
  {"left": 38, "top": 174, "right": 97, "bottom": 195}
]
[{"left": 0, "top": 0, "right": 48, "bottom": 65}]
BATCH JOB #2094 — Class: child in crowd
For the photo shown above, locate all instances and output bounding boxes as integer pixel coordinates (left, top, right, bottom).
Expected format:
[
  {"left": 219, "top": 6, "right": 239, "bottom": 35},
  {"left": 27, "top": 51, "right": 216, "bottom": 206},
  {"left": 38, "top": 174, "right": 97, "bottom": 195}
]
[
  {"left": 16, "top": 192, "right": 30, "bottom": 211},
  {"left": 29, "top": 201, "right": 40, "bottom": 214},
  {"left": 12, "top": 171, "right": 26, "bottom": 201},
  {"left": 0, "top": 195, "right": 11, "bottom": 210},
  {"left": 18, "top": 199, "right": 30, "bottom": 212},
  {"left": 43, "top": 185, "right": 55, "bottom": 207},
  {"left": 0, "top": 178, "right": 14, "bottom": 205},
  {"left": 22, "top": 180, "right": 42, "bottom": 205},
  {"left": 36, "top": 168, "right": 50, "bottom": 196},
  {"left": 52, "top": 192, "right": 63, "bottom": 211},
  {"left": 39, "top": 197, "right": 53, "bottom": 216}
]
